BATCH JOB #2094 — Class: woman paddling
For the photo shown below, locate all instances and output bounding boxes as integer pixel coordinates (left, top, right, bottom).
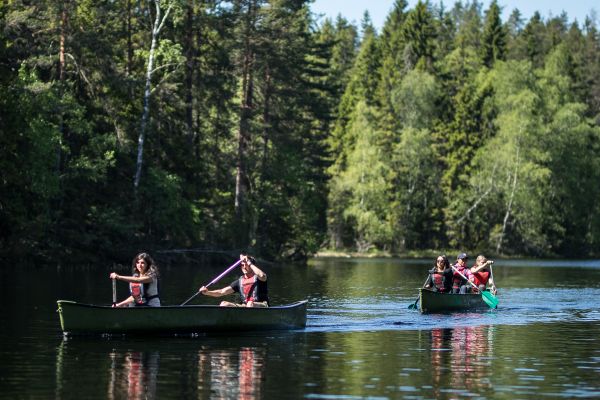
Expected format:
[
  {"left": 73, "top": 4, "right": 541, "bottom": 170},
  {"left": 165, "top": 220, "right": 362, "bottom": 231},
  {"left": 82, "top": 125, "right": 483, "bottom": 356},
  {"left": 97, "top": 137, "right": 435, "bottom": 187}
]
[
  {"left": 424, "top": 255, "right": 453, "bottom": 293},
  {"left": 110, "top": 252, "right": 161, "bottom": 307},
  {"left": 469, "top": 255, "right": 497, "bottom": 295}
]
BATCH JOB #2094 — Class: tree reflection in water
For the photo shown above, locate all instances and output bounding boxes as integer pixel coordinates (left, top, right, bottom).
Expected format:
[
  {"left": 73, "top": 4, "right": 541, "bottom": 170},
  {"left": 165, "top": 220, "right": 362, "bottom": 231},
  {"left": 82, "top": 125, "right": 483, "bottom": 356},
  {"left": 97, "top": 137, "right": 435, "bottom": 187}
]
[{"left": 430, "top": 325, "right": 495, "bottom": 396}]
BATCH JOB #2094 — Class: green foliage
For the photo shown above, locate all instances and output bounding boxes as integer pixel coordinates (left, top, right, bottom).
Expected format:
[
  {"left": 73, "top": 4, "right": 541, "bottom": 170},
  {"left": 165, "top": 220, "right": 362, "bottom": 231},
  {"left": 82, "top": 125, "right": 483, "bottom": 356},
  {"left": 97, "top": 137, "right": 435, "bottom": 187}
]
[
  {"left": 328, "top": 27, "right": 380, "bottom": 176},
  {"left": 0, "top": 68, "right": 61, "bottom": 259},
  {"left": 389, "top": 126, "right": 441, "bottom": 250},
  {"left": 2, "top": 0, "right": 600, "bottom": 264},
  {"left": 391, "top": 68, "right": 439, "bottom": 129},
  {"left": 339, "top": 102, "right": 391, "bottom": 251},
  {"left": 388, "top": 69, "right": 442, "bottom": 250},
  {"left": 480, "top": 0, "right": 506, "bottom": 67},
  {"left": 401, "top": 1, "right": 436, "bottom": 71}
]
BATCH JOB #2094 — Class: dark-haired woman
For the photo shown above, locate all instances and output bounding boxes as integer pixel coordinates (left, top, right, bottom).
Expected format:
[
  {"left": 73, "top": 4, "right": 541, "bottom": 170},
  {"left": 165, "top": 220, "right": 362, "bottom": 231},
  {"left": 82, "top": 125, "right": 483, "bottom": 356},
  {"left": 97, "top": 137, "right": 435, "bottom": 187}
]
[
  {"left": 424, "top": 255, "right": 453, "bottom": 293},
  {"left": 110, "top": 252, "right": 161, "bottom": 307}
]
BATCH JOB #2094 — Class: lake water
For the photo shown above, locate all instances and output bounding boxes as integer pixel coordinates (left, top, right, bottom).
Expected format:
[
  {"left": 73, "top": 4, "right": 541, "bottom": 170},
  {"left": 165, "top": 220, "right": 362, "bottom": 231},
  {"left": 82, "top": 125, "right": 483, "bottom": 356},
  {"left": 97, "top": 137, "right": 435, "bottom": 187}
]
[{"left": 1, "top": 257, "right": 600, "bottom": 399}]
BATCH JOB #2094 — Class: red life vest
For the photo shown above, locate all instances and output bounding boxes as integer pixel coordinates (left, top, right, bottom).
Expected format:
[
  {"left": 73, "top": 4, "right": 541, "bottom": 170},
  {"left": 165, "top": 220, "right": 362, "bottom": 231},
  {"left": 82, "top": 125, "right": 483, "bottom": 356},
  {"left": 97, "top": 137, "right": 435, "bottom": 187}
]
[
  {"left": 129, "top": 274, "right": 159, "bottom": 306},
  {"left": 432, "top": 272, "right": 447, "bottom": 292},
  {"left": 239, "top": 276, "right": 258, "bottom": 303},
  {"left": 130, "top": 282, "right": 145, "bottom": 305},
  {"left": 452, "top": 264, "right": 471, "bottom": 288},
  {"left": 471, "top": 270, "right": 490, "bottom": 287}
]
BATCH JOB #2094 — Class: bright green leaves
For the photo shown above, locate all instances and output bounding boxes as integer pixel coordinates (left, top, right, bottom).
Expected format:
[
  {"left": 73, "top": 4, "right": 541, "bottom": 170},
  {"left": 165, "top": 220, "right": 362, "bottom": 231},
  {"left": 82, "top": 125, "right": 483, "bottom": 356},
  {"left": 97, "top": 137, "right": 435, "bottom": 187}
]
[{"left": 341, "top": 102, "right": 391, "bottom": 251}]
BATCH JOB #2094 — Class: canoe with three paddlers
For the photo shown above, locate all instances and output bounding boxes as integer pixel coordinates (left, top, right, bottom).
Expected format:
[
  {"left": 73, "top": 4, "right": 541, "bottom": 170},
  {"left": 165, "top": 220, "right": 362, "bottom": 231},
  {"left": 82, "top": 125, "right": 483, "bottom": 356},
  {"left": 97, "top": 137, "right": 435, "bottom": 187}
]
[
  {"left": 56, "top": 300, "right": 307, "bottom": 335},
  {"left": 417, "top": 288, "right": 497, "bottom": 314}
]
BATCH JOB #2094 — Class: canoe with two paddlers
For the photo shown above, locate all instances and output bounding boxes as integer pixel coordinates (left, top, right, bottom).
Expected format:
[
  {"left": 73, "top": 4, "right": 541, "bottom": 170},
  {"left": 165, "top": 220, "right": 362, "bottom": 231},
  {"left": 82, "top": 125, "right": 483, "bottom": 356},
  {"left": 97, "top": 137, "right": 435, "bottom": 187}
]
[
  {"left": 56, "top": 300, "right": 307, "bottom": 335},
  {"left": 417, "top": 288, "right": 498, "bottom": 314}
]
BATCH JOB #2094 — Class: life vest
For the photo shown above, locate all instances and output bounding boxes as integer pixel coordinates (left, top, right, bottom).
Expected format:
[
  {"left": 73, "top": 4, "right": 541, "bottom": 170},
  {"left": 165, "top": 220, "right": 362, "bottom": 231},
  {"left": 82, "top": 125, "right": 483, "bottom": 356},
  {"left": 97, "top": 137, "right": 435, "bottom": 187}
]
[
  {"left": 130, "top": 282, "right": 145, "bottom": 305},
  {"left": 129, "top": 279, "right": 160, "bottom": 306},
  {"left": 431, "top": 272, "right": 447, "bottom": 292},
  {"left": 471, "top": 270, "right": 490, "bottom": 288},
  {"left": 239, "top": 275, "right": 259, "bottom": 304},
  {"left": 452, "top": 264, "right": 470, "bottom": 288}
]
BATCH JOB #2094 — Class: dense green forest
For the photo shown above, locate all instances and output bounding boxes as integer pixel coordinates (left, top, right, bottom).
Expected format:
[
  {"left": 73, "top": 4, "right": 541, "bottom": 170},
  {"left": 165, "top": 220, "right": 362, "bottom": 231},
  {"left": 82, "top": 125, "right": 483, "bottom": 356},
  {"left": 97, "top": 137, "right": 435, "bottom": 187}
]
[{"left": 1, "top": 0, "right": 599, "bottom": 264}]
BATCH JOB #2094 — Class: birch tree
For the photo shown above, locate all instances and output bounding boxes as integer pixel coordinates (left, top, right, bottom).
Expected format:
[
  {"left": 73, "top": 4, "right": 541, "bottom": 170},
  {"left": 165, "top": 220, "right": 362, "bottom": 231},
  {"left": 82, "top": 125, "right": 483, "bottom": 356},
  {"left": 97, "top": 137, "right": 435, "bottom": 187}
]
[
  {"left": 458, "top": 60, "right": 550, "bottom": 254},
  {"left": 133, "top": 0, "right": 177, "bottom": 190},
  {"left": 340, "top": 102, "right": 391, "bottom": 252}
]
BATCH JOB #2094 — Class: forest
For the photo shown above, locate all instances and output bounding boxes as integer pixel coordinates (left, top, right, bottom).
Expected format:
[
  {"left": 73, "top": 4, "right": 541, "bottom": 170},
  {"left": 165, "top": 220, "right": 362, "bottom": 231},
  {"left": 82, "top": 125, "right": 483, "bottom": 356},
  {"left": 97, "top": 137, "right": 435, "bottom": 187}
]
[{"left": 1, "top": 0, "right": 599, "bottom": 265}]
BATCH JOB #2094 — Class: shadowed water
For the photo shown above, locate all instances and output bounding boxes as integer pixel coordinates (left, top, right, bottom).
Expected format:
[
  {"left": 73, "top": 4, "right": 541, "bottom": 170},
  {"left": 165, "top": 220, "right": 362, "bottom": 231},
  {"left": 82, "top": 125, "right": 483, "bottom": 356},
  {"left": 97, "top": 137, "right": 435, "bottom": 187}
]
[{"left": 1, "top": 257, "right": 599, "bottom": 399}]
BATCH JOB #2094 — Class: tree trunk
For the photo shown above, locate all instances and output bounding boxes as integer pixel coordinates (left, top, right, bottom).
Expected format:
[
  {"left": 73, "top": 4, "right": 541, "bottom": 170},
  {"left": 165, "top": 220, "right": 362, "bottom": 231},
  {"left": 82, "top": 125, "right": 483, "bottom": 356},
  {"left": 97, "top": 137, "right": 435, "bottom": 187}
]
[
  {"left": 496, "top": 143, "right": 520, "bottom": 253},
  {"left": 56, "top": 0, "right": 68, "bottom": 175},
  {"left": 184, "top": 0, "right": 197, "bottom": 142},
  {"left": 134, "top": 0, "right": 172, "bottom": 190},
  {"left": 126, "top": 0, "right": 133, "bottom": 78},
  {"left": 58, "top": 2, "right": 67, "bottom": 81},
  {"left": 234, "top": 0, "right": 257, "bottom": 246}
]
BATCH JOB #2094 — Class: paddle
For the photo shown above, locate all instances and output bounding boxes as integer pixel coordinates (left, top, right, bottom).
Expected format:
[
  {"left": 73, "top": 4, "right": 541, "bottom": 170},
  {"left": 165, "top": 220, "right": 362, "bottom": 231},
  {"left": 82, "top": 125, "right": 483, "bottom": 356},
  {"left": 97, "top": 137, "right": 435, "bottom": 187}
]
[
  {"left": 451, "top": 266, "right": 499, "bottom": 309},
  {"left": 180, "top": 259, "right": 242, "bottom": 305},
  {"left": 408, "top": 276, "right": 431, "bottom": 310},
  {"left": 112, "top": 278, "right": 117, "bottom": 307},
  {"left": 489, "top": 262, "right": 498, "bottom": 295}
]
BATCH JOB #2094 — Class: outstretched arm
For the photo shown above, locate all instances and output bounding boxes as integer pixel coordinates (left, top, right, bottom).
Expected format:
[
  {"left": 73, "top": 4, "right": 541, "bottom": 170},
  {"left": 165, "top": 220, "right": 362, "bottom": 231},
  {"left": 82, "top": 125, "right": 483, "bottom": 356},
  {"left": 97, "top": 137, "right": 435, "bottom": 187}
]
[
  {"left": 199, "top": 286, "right": 235, "bottom": 298},
  {"left": 110, "top": 272, "right": 153, "bottom": 284},
  {"left": 470, "top": 260, "right": 493, "bottom": 274}
]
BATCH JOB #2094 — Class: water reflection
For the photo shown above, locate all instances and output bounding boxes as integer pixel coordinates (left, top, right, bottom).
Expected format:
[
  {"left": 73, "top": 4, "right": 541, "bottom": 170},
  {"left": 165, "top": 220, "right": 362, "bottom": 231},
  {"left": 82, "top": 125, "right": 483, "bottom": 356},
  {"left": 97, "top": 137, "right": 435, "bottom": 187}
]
[
  {"left": 56, "top": 338, "right": 267, "bottom": 400},
  {"left": 430, "top": 325, "right": 495, "bottom": 397},
  {"left": 197, "top": 346, "right": 265, "bottom": 399},
  {"left": 107, "top": 350, "right": 159, "bottom": 400}
]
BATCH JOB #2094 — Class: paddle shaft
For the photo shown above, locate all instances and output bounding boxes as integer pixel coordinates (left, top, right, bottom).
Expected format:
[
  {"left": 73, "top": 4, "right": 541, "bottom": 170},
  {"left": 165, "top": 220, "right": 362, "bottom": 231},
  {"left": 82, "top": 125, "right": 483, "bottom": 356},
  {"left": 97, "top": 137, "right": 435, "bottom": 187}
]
[
  {"left": 112, "top": 278, "right": 116, "bottom": 306},
  {"left": 408, "top": 276, "right": 431, "bottom": 309},
  {"left": 180, "top": 259, "right": 243, "bottom": 305},
  {"left": 205, "top": 259, "right": 243, "bottom": 288},
  {"left": 456, "top": 260, "right": 495, "bottom": 290},
  {"left": 451, "top": 266, "right": 481, "bottom": 292}
]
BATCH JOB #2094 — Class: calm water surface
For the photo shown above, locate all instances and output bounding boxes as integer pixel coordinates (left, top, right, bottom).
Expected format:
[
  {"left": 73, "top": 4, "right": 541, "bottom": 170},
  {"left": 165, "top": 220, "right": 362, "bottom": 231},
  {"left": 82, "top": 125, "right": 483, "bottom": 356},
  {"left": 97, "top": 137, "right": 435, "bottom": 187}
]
[{"left": 1, "top": 257, "right": 600, "bottom": 399}]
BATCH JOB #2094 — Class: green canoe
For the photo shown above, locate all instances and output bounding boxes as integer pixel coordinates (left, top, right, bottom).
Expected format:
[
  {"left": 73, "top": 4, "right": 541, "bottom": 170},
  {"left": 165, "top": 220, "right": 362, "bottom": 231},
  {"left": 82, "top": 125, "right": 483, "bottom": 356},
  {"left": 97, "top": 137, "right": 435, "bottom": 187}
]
[
  {"left": 57, "top": 300, "right": 307, "bottom": 335},
  {"left": 418, "top": 288, "right": 496, "bottom": 314}
]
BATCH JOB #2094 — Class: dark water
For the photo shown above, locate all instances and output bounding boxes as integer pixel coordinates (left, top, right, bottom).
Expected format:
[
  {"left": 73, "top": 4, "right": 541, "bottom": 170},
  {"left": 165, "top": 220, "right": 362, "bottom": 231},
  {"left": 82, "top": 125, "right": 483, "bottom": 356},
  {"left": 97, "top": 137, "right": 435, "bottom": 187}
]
[{"left": 2, "top": 257, "right": 600, "bottom": 399}]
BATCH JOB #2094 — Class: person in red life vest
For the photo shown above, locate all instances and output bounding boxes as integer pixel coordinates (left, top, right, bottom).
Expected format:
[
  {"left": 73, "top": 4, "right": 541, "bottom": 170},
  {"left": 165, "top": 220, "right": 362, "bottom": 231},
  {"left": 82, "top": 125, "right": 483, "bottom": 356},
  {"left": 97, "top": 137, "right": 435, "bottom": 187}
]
[
  {"left": 469, "top": 255, "right": 497, "bottom": 295},
  {"left": 452, "top": 252, "right": 473, "bottom": 294},
  {"left": 110, "top": 252, "right": 161, "bottom": 307},
  {"left": 424, "top": 255, "right": 453, "bottom": 293},
  {"left": 199, "top": 254, "right": 269, "bottom": 307}
]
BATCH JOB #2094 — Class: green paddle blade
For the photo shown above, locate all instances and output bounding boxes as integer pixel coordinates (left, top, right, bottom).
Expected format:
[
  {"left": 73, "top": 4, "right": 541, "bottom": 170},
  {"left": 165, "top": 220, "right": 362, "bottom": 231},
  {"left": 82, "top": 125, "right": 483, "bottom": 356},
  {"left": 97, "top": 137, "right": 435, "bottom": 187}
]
[
  {"left": 407, "top": 300, "right": 418, "bottom": 310},
  {"left": 482, "top": 291, "right": 499, "bottom": 309}
]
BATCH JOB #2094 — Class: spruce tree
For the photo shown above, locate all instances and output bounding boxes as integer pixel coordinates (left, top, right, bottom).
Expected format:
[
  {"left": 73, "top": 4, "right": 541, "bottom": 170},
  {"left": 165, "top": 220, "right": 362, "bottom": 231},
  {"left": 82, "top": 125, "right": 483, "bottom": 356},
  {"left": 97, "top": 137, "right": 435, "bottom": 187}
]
[{"left": 480, "top": 0, "right": 506, "bottom": 67}]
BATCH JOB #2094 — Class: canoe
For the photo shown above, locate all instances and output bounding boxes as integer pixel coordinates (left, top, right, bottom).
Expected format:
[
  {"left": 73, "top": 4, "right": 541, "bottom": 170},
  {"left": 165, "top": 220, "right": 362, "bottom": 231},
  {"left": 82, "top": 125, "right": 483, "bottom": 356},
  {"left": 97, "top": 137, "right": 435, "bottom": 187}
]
[
  {"left": 418, "top": 288, "right": 495, "bottom": 314},
  {"left": 57, "top": 300, "right": 307, "bottom": 335}
]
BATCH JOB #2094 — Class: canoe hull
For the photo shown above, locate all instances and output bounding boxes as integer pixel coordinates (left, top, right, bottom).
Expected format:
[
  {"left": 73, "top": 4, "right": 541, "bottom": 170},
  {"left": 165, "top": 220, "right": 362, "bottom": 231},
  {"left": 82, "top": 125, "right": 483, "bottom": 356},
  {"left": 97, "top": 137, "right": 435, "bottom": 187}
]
[
  {"left": 57, "top": 300, "right": 307, "bottom": 335},
  {"left": 418, "top": 288, "right": 494, "bottom": 314}
]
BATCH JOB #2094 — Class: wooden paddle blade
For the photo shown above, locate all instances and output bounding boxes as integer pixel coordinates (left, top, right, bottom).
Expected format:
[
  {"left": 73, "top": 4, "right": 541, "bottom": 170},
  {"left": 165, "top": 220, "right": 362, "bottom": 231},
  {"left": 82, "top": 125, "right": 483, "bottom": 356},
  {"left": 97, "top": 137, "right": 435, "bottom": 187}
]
[{"left": 482, "top": 291, "right": 499, "bottom": 309}]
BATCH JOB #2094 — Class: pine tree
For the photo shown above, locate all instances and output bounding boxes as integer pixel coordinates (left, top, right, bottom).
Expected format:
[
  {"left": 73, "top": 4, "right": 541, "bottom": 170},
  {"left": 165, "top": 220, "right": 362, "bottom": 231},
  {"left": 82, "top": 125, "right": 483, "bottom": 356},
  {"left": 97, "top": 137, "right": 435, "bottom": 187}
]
[
  {"left": 480, "top": 0, "right": 506, "bottom": 67},
  {"left": 377, "top": 0, "right": 409, "bottom": 121},
  {"left": 401, "top": 0, "right": 437, "bottom": 71}
]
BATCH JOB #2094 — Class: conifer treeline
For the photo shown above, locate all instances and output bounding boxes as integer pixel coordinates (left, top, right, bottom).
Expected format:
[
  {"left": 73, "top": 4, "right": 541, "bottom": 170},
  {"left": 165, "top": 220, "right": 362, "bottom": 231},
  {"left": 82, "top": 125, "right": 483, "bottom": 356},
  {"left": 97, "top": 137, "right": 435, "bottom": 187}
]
[
  {"left": 327, "top": 1, "right": 600, "bottom": 257},
  {"left": 0, "top": 1, "right": 598, "bottom": 264}
]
